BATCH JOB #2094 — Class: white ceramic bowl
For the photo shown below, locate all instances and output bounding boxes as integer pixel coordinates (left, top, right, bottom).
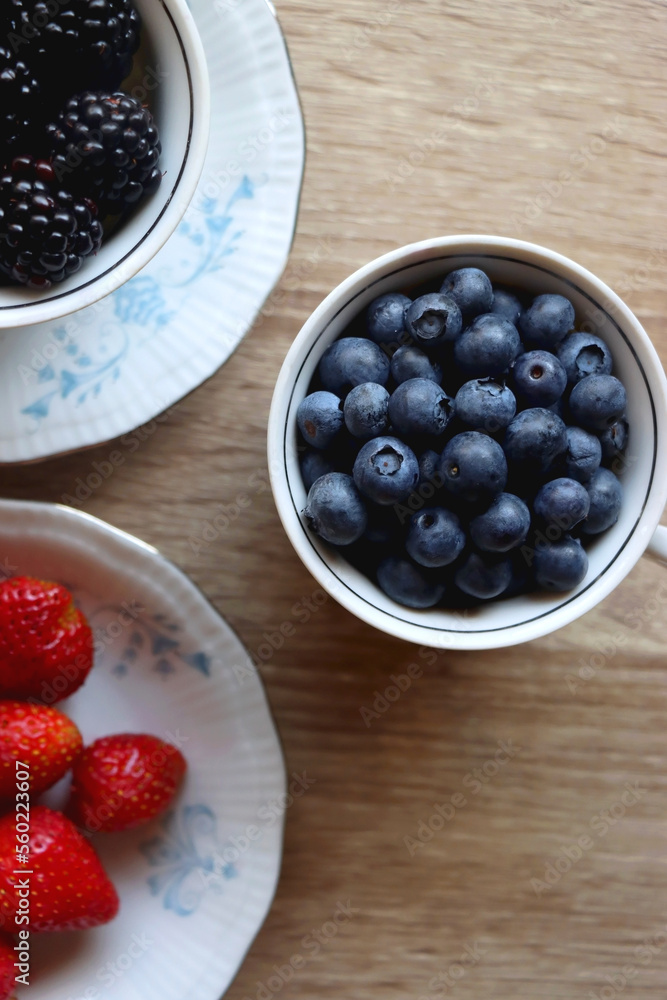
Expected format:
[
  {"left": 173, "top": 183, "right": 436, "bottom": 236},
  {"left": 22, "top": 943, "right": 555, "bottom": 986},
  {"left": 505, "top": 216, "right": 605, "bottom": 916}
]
[
  {"left": 0, "top": 0, "right": 210, "bottom": 329},
  {"left": 268, "top": 235, "right": 667, "bottom": 650}
]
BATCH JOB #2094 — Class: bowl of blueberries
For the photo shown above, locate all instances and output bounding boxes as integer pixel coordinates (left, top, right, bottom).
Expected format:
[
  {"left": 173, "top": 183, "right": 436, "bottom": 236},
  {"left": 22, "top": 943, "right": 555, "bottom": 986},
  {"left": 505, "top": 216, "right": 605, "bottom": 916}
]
[
  {"left": 268, "top": 235, "right": 667, "bottom": 650},
  {"left": 0, "top": 0, "right": 210, "bottom": 328}
]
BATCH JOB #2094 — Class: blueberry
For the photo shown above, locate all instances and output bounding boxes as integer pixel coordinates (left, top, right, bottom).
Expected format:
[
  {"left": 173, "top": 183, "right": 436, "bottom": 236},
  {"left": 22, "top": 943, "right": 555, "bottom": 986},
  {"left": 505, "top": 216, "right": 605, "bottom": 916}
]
[
  {"left": 455, "top": 552, "right": 513, "bottom": 600},
  {"left": 343, "top": 382, "right": 390, "bottom": 439},
  {"left": 319, "top": 337, "right": 390, "bottom": 396},
  {"left": 388, "top": 378, "right": 454, "bottom": 437},
  {"left": 353, "top": 435, "right": 419, "bottom": 505},
  {"left": 469, "top": 493, "right": 531, "bottom": 552},
  {"left": 439, "top": 267, "right": 493, "bottom": 318},
  {"left": 512, "top": 350, "right": 567, "bottom": 407},
  {"left": 303, "top": 473, "right": 367, "bottom": 545},
  {"left": 300, "top": 449, "right": 336, "bottom": 491},
  {"left": 440, "top": 431, "right": 508, "bottom": 504},
  {"left": 533, "top": 536, "right": 588, "bottom": 591},
  {"left": 391, "top": 344, "right": 442, "bottom": 385},
  {"left": 418, "top": 449, "right": 443, "bottom": 489},
  {"left": 454, "top": 378, "right": 516, "bottom": 432},
  {"left": 377, "top": 556, "right": 445, "bottom": 608},
  {"left": 503, "top": 408, "right": 567, "bottom": 471},
  {"left": 569, "top": 374, "right": 627, "bottom": 431},
  {"left": 490, "top": 287, "right": 522, "bottom": 326},
  {"left": 519, "top": 293, "right": 575, "bottom": 348},
  {"left": 533, "top": 477, "right": 590, "bottom": 531},
  {"left": 561, "top": 426, "right": 602, "bottom": 483},
  {"left": 557, "top": 331, "right": 613, "bottom": 383},
  {"left": 297, "top": 391, "right": 344, "bottom": 449},
  {"left": 406, "top": 507, "right": 466, "bottom": 568},
  {"left": 453, "top": 314, "right": 521, "bottom": 378},
  {"left": 405, "top": 293, "right": 462, "bottom": 347},
  {"left": 366, "top": 293, "right": 412, "bottom": 349},
  {"left": 581, "top": 467, "right": 623, "bottom": 535},
  {"left": 599, "top": 417, "right": 629, "bottom": 463}
]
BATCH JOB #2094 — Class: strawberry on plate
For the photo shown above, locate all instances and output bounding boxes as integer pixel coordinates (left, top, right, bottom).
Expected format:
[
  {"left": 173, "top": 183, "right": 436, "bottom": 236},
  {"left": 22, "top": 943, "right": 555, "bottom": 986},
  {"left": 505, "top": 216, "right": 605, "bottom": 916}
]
[
  {"left": 0, "top": 576, "right": 94, "bottom": 703},
  {"left": 0, "top": 701, "right": 83, "bottom": 799},
  {"left": 68, "top": 733, "right": 187, "bottom": 833},
  {"left": 0, "top": 806, "right": 119, "bottom": 933}
]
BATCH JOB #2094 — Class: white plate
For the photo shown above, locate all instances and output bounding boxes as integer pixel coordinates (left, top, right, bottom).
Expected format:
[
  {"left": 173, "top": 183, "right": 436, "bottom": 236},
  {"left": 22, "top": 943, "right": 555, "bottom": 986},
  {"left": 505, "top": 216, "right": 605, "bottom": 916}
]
[
  {"left": 0, "top": 500, "right": 285, "bottom": 1000},
  {"left": 0, "top": 0, "right": 304, "bottom": 463}
]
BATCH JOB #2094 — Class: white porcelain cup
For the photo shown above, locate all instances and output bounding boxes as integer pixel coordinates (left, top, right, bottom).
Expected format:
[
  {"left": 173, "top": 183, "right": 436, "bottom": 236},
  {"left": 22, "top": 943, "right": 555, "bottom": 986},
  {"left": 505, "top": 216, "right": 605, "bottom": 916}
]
[
  {"left": 268, "top": 235, "right": 667, "bottom": 650},
  {"left": 0, "top": 0, "right": 210, "bottom": 329}
]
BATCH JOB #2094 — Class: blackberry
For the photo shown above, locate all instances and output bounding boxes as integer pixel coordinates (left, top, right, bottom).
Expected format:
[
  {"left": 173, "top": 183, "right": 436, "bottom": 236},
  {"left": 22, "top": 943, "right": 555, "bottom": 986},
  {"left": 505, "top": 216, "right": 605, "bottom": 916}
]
[
  {"left": 4, "top": 0, "right": 141, "bottom": 101},
  {"left": 47, "top": 91, "right": 162, "bottom": 215},
  {"left": 0, "top": 47, "right": 41, "bottom": 162},
  {"left": 0, "top": 156, "right": 103, "bottom": 289}
]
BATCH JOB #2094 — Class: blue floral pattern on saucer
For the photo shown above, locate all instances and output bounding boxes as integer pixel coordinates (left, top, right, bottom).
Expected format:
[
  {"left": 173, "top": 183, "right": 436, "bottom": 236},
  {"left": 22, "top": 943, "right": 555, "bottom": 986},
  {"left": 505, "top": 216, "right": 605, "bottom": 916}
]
[
  {"left": 21, "top": 177, "right": 255, "bottom": 426},
  {"left": 87, "top": 604, "right": 213, "bottom": 680},
  {"left": 141, "top": 805, "right": 237, "bottom": 917}
]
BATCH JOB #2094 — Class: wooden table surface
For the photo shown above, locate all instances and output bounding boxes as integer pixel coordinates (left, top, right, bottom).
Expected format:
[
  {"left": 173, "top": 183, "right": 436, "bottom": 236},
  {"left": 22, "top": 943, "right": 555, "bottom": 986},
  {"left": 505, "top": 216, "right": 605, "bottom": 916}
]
[{"left": 5, "top": 0, "right": 667, "bottom": 996}]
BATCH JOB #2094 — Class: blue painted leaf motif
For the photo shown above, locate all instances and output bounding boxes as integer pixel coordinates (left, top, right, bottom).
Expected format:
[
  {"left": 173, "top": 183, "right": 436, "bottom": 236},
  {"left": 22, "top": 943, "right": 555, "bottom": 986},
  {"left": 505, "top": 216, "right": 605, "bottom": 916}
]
[
  {"left": 61, "top": 370, "right": 79, "bottom": 398},
  {"left": 152, "top": 634, "right": 179, "bottom": 655},
  {"left": 122, "top": 647, "right": 137, "bottom": 663},
  {"left": 185, "top": 652, "right": 211, "bottom": 676},
  {"left": 38, "top": 365, "right": 55, "bottom": 383},
  {"left": 140, "top": 805, "right": 235, "bottom": 916},
  {"left": 154, "top": 658, "right": 174, "bottom": 677},
  {"left": 112, "top": 663, "right": 128, "bottom": 677},
  {"left": 22, "top": 392, "right": 58, "bottom": 420},
  {"left": 205, "top": 215, "right": 230, "bottom": 234}
]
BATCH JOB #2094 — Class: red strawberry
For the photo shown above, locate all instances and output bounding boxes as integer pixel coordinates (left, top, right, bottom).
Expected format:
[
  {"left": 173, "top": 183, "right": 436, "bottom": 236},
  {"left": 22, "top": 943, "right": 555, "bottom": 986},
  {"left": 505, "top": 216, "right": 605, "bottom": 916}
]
[
  {"left": 0, "top": 806, "right": 119, "bottom": 933},
  {"left": 68, "top": 733, "right": 187, "bottom": 833},
  {"left": 0, "top": 931, "right": 15, "bottom": 1000},
  {"left": 0, "top": 701, "right": 83, "bottom": 799},
  {"left": 0, "top": 576, "right": 94, "bottom": 703}
]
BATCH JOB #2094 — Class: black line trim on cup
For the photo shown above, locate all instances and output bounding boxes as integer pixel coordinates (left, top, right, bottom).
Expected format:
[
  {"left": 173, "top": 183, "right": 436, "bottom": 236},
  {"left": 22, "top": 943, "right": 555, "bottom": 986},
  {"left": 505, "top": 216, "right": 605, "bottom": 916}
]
[
  {"left": 283, "top": 253, "right": 658, "bottom": 634},
  {"left": 0, "top": 1, "right": 195, "bottom": 311}
]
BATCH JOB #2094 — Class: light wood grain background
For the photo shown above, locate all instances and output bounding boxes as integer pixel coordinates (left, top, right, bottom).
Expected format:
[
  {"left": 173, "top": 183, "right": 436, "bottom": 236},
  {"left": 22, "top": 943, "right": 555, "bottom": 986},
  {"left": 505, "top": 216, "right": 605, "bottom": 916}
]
[{"left": 5, "top": 0, "right": 667, "bottom": 996}]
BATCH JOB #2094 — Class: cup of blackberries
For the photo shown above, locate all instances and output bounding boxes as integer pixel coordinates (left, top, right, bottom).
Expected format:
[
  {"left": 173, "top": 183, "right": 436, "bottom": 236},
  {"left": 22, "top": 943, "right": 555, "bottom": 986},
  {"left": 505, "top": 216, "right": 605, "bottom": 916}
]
[
  {"left": 268, "top": 236, "right": 667, "bottom": 650},
  {"left": 0, "top": 0, "right": 210, "bottom": 328}
]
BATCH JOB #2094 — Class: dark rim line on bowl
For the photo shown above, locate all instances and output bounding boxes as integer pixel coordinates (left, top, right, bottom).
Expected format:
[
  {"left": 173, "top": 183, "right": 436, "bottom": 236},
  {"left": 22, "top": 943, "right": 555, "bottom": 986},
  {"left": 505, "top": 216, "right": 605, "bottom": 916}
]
[
  {"left": 283, "top": 252, "right": 657, "bottom": 634},
  {"left": 0, "top": 2, "right": 195, "bottom": 311}
]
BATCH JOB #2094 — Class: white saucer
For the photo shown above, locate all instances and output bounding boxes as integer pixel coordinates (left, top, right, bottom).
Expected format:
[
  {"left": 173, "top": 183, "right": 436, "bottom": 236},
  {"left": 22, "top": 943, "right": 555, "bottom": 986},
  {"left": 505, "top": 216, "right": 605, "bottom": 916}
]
[
  {"left": 0, "top": 0, "right": 304, "bottom": 464},
  {"left": 0, "top": 500, "right": 285, "bottom": 1000}
]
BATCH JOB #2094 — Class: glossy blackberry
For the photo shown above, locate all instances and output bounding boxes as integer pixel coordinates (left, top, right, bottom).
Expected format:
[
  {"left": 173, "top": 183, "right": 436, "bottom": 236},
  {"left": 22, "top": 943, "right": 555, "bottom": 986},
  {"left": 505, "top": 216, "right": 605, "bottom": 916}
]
[
  {"left": 5, "top": 0, "right": 141, "bottom": 100},
  {"left": 47, "top": 91, "right": 162, "bottom": 215},
  {"left": 0, "top": 47, "right": 41, "bottom": 161},
  {"left": 0, "top": 156, "right": 102, "bottom": 289}
]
